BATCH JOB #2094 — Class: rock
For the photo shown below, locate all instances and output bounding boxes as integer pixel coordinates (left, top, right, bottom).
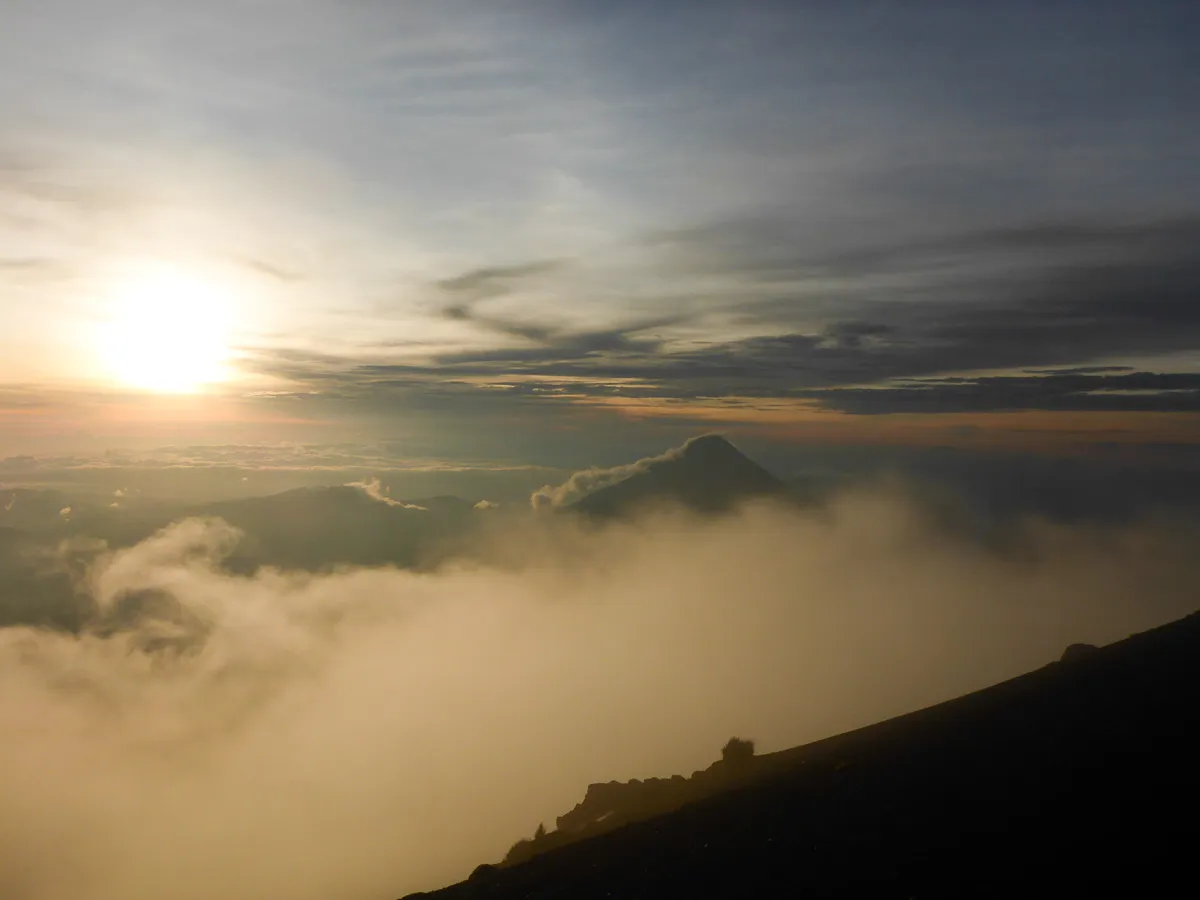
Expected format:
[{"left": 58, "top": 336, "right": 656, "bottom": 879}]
[{"left": 1061, "top": 643, "right": 1100, "bottom": 663}]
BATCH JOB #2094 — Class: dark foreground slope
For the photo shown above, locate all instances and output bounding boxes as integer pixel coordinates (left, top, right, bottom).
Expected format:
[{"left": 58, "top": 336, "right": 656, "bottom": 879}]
[{"left": 406, "top": 612, "right": 1200, "bottom": 898}]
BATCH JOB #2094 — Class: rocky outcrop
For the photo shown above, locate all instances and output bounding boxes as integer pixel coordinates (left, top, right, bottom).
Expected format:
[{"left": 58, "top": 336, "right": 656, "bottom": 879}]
[
  {"left": 503, "top": 743, "right": 760, "bottom": 867},
  {"left": 555, "top": 774, "right": 693, "bottom": 835}
]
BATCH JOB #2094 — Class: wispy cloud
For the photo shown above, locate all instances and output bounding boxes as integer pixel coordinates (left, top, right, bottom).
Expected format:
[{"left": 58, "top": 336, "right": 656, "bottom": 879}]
[
  {"left": 436, "top": 259, "right": 568, "bottom": 300},
  {"left": 240, "top": 214, "right": 1200, "bottom": 422},
  {"left": 529, "top": 438, "right": 701, "bottom": 509},
  {"left": 345, "top": 477, "right": 427, "bottom": 510},
  {"left": 3, "top": 1, "right": 1200, "bottom": 453}
]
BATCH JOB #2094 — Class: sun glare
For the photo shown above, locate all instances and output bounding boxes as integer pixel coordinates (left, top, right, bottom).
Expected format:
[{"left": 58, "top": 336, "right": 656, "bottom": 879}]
[{"left": 100, "top": 264, "right": 235, "bottom": 393}]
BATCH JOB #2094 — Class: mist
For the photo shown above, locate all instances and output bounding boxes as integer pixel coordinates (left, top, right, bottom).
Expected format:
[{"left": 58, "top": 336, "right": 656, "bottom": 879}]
[{"left": 3, "top": 485, "right": 1199, "bottom": 899}]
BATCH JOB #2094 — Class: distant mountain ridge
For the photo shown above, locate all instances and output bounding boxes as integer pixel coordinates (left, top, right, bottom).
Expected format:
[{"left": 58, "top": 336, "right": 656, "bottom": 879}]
[
  {"left": 6, "top": 436, "right": 786, "bottom": 574},
  {"left": 188, "top": 485, "right": 478, "bottom": 570},
  {"left": 568, "top": 435, "right": 786, "bottom": 518}
]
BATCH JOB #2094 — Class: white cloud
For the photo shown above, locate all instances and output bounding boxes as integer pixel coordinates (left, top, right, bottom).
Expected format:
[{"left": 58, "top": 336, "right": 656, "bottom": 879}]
[
  {"left": 530, "top": 439, "right": 696, "bottom": 508},
  {"left": 345, "top": 477, "right": 427, "bottom": 510}
]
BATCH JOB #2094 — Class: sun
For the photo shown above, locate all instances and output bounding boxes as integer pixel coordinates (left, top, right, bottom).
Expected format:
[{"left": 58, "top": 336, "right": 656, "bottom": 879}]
[{"left": 100, "top": 264, "right": 235, "bottom": 393}]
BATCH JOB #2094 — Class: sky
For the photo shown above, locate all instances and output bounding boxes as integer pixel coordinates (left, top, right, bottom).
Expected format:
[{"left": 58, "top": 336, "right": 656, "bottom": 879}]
[{"left": 3, "top": 0, "right": 1200, "bottom": 468}]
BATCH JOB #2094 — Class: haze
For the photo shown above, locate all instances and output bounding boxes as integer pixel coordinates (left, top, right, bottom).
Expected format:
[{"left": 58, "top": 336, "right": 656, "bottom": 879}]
[{"left": 2, "top": 2, "right": 1199, "bottom": 898}]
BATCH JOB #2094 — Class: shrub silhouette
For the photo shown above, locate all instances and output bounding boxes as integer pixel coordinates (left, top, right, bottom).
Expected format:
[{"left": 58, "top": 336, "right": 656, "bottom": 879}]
[
  {"left": 505, "top": 823, "right": 550, "bottom": 866},
  {"left": 503, "top": 838, "right": 534, "bottom": 866},
  {"left": 721, "top": 736, "right": 756, "bottom": 769}
]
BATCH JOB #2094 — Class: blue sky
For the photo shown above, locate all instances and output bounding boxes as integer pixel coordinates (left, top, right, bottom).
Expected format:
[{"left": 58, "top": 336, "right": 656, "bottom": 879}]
[{"left": 2, "top": 0, "right": 1199, "bottom": 460}]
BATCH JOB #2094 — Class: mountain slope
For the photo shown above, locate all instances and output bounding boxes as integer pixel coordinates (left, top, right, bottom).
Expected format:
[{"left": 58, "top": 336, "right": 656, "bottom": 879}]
[
  {"left": 58, "top": 486, "right": 485, "bottom": 572},
  {"left": 190, "top": 486, "right": 489, "bottom": 570},
  {"left": 407, "top": 610, "right": 1200, "bottom": 898},
  {"left": 569, "top": 435, "right": 786, "bottom": 518}
]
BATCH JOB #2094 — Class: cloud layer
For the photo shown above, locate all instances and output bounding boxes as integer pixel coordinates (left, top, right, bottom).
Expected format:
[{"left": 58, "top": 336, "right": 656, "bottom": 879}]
[
  {"left": 3, "top": 487, "right": 1200, "bottom": 899},
  {"left": 245, "top": 216, "right": 1200, "bottom": 422}
]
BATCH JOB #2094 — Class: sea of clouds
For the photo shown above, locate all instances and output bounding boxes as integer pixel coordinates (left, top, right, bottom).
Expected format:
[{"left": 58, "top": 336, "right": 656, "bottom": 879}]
[{"left": 2, "top": 483, "right": 1198, "bottom": 899}]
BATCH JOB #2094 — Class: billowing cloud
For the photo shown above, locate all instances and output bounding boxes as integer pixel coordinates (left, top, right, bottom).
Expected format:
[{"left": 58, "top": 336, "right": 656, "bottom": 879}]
[{"left": 3, "top": 489, "right": 1200, "bottom": 898}]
